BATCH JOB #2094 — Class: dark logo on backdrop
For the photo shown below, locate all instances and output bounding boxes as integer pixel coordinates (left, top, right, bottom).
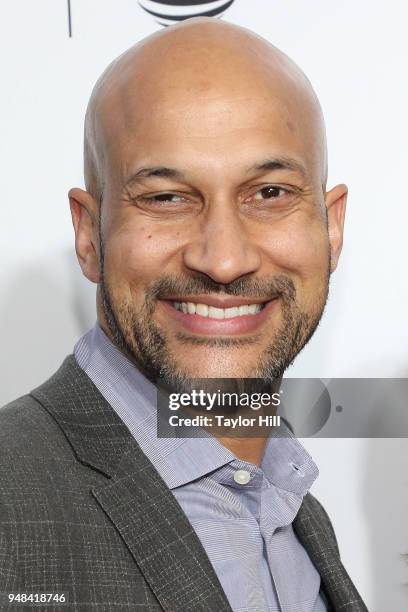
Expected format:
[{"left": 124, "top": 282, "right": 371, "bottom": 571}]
[
  {"left": 66, "top": 1, "right": 236, "bottom": 37},
  {"left": 138, "top": 0, "right": 236, "bottom": 27}
]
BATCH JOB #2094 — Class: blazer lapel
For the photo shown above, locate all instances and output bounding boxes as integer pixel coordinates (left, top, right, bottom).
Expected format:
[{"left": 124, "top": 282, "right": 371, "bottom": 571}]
[
  {"left": 92, "top": 450, "right": 232, "bottom": 611},
  {"left": 30, "top": 355, "right": 232, "bottom": 612},
  {"left": 294, "top": 494, "right": 368, "bottom": 611}
]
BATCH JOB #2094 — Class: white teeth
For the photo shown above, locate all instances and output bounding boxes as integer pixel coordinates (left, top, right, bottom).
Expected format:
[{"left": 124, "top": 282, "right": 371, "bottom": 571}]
[
  {"left": 208, "top": 306, "right": 225, "bottom": 319},
  {"left": 248, "top": 304, "right": 259, "bottom": 314},
  {"left": 224, "top": 307, "right": 239, "bottom": 319},
  {"left": 172, "top": 301, "right": 265, "bottom": 318},
  {"left": 196, "top": 303, "right": 209, "bottom": 316}
]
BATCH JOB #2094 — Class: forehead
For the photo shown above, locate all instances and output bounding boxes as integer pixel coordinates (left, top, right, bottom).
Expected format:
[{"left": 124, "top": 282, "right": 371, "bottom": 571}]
[{"left": 98, "top": 51, "right": 324, "bottom": 184}]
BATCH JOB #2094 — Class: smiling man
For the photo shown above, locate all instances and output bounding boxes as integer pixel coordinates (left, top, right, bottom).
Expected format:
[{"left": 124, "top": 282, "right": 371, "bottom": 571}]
[{"left": 0, "top": 17, "right": 367, "bottom": 612}]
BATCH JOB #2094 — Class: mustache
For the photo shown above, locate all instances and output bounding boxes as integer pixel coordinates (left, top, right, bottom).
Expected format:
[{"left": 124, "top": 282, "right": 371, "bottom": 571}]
[{"left": 147, "top": 273, "right": 296, "bottom": 303}]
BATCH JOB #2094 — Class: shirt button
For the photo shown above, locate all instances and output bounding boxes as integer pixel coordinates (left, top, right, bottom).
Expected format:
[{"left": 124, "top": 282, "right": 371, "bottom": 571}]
[{"left": 233, "top": 469, "right": 251, "bottom": 485}]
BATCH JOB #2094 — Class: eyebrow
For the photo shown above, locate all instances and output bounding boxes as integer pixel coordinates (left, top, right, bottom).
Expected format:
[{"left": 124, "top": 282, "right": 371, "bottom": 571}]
[
  {"left": 126, "top": 166, "right": 185, "bottom": 184},
  {"left": 247, "top": 157, "right": 308, "bottom": 179},
  {"left": 124, "top": 156, "right": 308, "bottom": 187}
]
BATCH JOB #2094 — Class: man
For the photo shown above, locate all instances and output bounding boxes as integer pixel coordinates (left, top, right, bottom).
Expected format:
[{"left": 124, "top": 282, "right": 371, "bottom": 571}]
[{"left": 0, "top": 17, "right": 367, "bottom": 612}]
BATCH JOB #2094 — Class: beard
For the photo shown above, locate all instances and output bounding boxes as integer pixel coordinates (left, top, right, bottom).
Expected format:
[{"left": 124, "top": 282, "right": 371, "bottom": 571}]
[{"left": 99, "top": 232, "right": 330, "bottom": 391}]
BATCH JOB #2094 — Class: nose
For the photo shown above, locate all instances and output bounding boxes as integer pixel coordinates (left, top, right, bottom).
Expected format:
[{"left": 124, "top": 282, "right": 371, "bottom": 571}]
[{"left": 182, "top": 200, "right": 262, "bottom": 284}]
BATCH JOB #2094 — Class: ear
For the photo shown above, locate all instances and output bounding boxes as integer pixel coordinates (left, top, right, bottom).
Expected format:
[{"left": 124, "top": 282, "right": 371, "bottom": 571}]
[
  {"left": 325, "top": 183, "right": 348, "bottom": 273},
  {"left": 68, "top": 187, "right": 101, "bottom": 283}
]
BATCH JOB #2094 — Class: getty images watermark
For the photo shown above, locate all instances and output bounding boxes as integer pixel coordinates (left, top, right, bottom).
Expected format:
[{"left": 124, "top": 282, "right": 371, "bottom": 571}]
[
  {"left": 156, "top": 378, "right": 408, "bottom": 438},
  {"left": 167, "top": 387, "right": 282, "bottom": 430}
]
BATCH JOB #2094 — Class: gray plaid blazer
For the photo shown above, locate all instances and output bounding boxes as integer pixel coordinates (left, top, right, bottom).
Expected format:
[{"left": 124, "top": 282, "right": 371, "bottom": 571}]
[{"left": 0, "top": 355, "right": 368, "bottom": 611}]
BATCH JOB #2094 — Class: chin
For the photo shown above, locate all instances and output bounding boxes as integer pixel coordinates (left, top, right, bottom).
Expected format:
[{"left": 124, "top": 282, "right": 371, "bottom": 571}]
[{"left": 172, "top": 356, "right": 257, "bottom": 380}]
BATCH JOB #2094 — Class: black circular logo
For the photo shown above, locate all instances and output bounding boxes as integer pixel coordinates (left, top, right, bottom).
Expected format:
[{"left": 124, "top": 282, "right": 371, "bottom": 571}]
[{"left": 138, "top": 0, "right": 236, "bottom": 27}]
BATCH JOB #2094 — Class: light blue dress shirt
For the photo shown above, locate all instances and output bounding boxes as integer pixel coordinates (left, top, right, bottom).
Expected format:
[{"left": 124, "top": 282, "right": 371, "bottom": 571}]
[{"left": 74, "top": 323, "right": 327, "bottom": 612}]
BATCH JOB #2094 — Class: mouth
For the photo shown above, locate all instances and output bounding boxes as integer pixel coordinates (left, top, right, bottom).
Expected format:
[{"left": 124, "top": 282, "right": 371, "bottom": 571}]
[
  {"left": 172, "top": 300, "right": 266, "bottom": 317},
  {"left": 159, "top": 295, "right": 278, "bottom": 335}
]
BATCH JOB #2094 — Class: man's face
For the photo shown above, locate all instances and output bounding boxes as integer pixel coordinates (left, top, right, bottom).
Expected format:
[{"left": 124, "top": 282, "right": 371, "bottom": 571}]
[{"left": 92, "top": 76, "right": 340, "bottom": 386}]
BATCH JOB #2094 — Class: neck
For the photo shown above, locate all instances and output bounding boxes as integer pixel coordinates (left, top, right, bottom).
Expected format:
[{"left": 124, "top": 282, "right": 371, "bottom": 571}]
[{"left": 217, "top": 435, "right": 268, "bottom": 466}]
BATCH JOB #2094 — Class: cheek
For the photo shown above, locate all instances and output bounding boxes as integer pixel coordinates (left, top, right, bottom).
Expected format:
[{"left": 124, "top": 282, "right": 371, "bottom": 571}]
[
  {"left": 103, "top": 220, "right": 180, "bottom": 292},
  {"left": 261, "top": 216, "right": 329, "bottom": 284}
]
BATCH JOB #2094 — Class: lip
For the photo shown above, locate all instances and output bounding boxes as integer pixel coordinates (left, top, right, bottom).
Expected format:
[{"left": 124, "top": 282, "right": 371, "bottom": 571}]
[{"left": 159, "top": 298, "right": 279, "bottom": 335}]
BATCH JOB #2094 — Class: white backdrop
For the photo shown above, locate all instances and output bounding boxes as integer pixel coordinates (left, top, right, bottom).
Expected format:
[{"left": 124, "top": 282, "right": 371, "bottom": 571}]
[{"left": 1, "top": 1, "right": 408, "bottom": 609}]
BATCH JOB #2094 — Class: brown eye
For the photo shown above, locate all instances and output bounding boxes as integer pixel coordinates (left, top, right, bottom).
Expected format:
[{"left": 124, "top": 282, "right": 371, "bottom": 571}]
[
  {"left": 145, "top": 193, "right": 184, "bottom": 204},
  {"left": 253, "top": 186, "right": 287, "bottom": 201}
]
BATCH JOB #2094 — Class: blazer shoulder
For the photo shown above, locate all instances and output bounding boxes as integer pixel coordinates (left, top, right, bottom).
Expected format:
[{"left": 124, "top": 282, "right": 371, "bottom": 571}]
[
  {"left": 0, "top": 392, "right": 62, "bottom": 443},
  {"left": 0, "top": 393, "right": 60, "bottom": 436},
  {"left": 0, "top": 391, "right": 78, "bottom": 476}
]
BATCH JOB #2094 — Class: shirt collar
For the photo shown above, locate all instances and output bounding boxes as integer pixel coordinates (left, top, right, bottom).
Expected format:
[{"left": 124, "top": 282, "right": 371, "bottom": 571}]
[{"left": 74, "top": 322, "right": 318, "bottom": 496}]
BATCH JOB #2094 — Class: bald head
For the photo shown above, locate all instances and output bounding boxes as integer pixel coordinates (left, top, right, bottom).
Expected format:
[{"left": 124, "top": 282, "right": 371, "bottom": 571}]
[{"left": 84, "top": 17, "right": 327, "bottom": 201}]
